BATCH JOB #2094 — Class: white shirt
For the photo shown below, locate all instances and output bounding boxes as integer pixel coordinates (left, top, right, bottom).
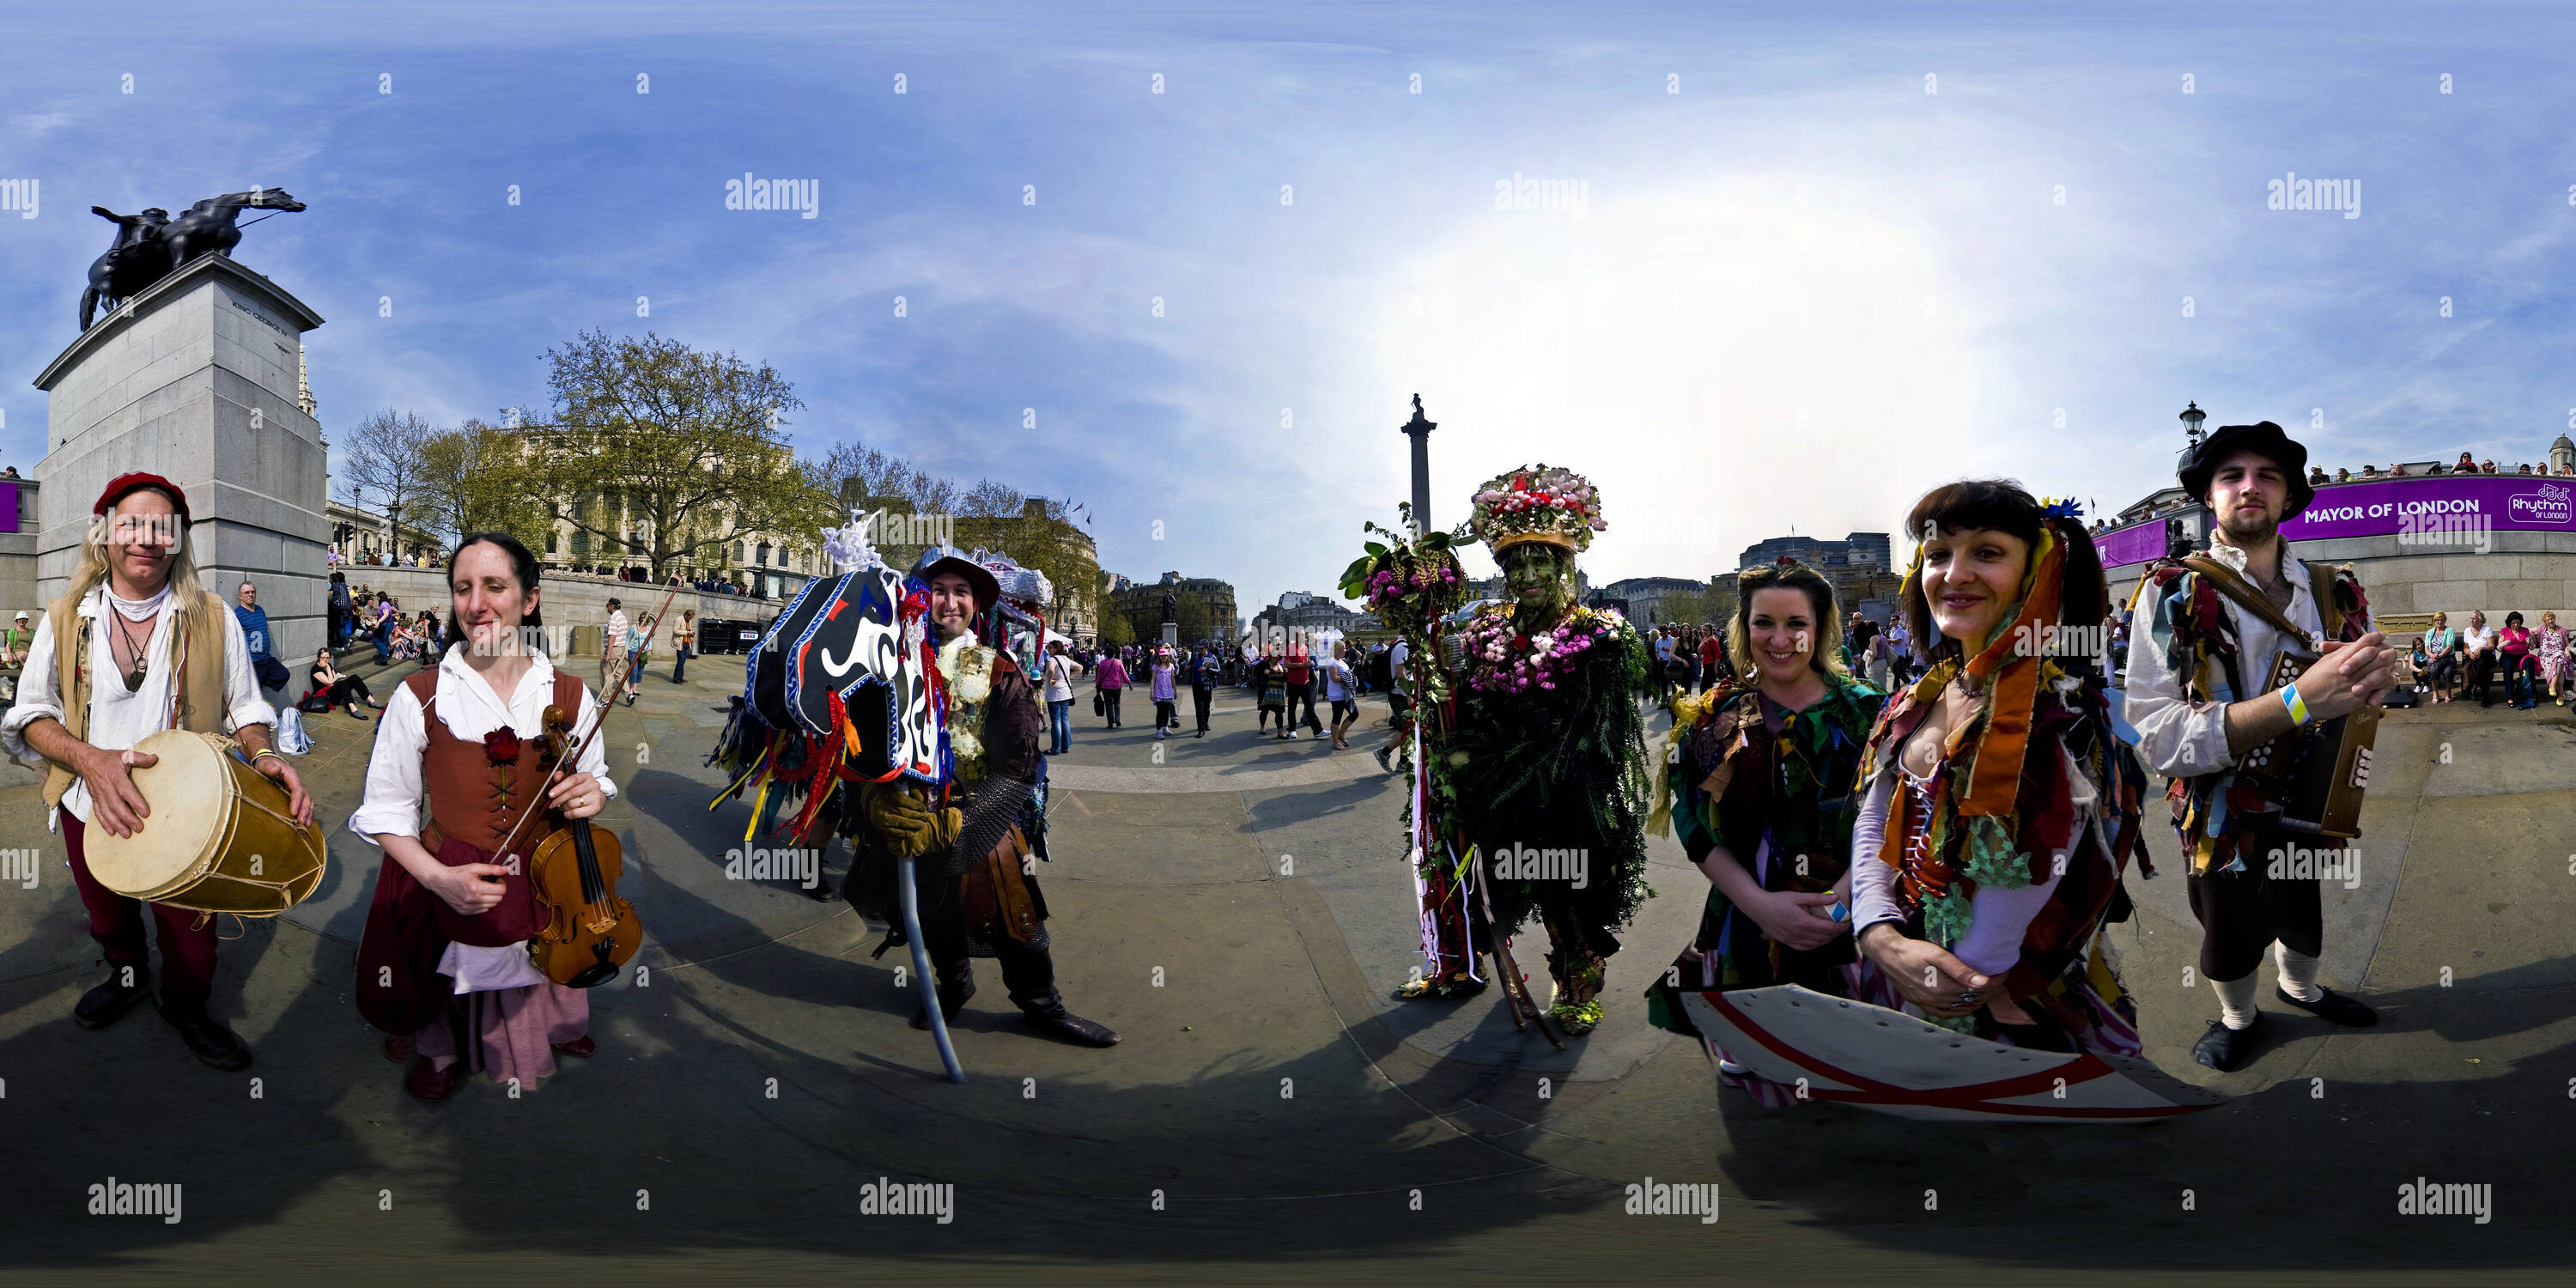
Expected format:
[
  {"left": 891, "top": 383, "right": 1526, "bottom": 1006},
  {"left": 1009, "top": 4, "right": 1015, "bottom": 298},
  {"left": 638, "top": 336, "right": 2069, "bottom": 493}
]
[
  {"left": 0, "top": 586, "right": 276, "bottom": 833},
  {"left": 1389, "top": 639, "right": 1411, "bottom": 696},
  {"left": 1042, "top": 654, "right": 1075, "bottom": 702},
  {"left": 605, "top": 610, "right": 629, "bottom": 652},
  {"left": 2123, "top": 540, "right": 2325, "bottom": 781},
  {"left": 349, "top": 644, "right": 618, "bottom": 993}
]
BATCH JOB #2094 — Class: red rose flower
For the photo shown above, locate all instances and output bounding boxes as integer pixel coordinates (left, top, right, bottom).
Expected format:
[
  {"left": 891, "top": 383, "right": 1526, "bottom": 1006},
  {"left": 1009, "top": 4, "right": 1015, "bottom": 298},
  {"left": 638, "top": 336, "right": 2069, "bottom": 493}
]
[{"left": 483, "top": 726, "right": 522, "bottom": 766}]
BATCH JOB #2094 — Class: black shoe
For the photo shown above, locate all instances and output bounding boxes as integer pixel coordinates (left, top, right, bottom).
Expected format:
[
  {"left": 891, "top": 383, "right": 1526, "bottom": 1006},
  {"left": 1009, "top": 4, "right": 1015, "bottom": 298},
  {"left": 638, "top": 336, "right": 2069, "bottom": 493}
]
[
  {"left": 1022, "top": 1004, "right": 1120, "bottom": 1047},
  {"left": 2275, "top": 986, "right": 2377, "bottom": 1027},
  {"left": 156, "top": 998, "right": 253, "bottom": 1071},
  {"left": 2190, "top": 1017, "right": 2259, "bottom": 1072},
  {"left": 806, "top": 877, "right": 840, "bottom": 902},
  {"left": 74, "top": 965, "right": 154, "bottom": 1030}
]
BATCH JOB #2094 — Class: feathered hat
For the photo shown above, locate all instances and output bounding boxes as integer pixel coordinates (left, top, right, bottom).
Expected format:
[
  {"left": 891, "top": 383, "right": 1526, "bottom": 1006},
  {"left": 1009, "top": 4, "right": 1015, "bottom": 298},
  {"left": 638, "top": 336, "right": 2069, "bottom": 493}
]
[{"left": 1469, "top": 464, "right": 1606, "bottom": 556}]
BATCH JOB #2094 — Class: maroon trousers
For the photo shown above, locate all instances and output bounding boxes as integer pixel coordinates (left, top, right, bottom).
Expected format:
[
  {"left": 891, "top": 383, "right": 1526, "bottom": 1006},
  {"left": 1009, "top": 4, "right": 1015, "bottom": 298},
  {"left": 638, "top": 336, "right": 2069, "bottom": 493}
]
[{"left": 64, "top": 812, "right": 217, "bottom": 1007}]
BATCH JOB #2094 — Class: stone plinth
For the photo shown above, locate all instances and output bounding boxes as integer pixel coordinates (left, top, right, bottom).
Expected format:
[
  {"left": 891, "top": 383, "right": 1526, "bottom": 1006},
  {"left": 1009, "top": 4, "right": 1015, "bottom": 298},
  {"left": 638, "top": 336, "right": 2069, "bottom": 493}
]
[{"left": 31, "top": 254, "right": 328, "bottom": 655}]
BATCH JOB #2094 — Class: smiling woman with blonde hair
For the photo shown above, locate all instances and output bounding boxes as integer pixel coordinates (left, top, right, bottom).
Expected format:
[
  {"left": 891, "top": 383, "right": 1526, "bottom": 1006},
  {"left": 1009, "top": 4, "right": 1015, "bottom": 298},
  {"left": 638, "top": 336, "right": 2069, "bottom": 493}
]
[{"left": 1646, "top": 556, "right": 1890, "bottom": 1103}]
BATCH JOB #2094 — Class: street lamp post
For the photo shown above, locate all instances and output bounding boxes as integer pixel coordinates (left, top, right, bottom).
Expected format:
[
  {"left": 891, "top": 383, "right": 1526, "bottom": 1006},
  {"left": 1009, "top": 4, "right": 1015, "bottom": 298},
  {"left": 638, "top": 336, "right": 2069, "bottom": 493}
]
[
  {"left": 2179, "top": 400, "right": 2206, "bottom": 452},
  {"left": 386, "top": 501, "right": 404, "bottom": 566}
]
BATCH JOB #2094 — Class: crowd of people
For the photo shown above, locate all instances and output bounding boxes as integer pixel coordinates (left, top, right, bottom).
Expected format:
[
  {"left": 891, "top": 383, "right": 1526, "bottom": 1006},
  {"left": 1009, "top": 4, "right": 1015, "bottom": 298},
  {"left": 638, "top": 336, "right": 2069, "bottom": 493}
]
[
  {"left": 2409, "top": 609, "right": 2569, "bottom": 709},
  {"left": 2308, "top": 451, "right": 2574, "bottom": 484}
]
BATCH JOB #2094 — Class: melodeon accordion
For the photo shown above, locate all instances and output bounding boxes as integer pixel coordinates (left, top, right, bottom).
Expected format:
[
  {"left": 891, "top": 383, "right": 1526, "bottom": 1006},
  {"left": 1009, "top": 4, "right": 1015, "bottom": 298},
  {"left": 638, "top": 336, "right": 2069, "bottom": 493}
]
[{"left": 2237, "top": 648, "right": 2379, "bottom": 837}]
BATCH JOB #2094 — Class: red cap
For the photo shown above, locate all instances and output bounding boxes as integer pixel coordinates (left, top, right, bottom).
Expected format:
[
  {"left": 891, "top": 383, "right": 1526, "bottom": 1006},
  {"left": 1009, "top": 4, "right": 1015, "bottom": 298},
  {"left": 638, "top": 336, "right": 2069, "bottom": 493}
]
[{"left": 94, "top": 472, "right": 191, "bottom": 526}]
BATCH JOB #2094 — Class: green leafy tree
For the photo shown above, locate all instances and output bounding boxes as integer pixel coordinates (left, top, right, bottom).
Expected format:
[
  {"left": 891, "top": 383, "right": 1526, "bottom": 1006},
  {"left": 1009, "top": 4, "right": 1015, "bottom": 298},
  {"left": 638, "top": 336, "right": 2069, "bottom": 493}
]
[{"left": 516, "top": 330, "right": 828, "bottom": 580}]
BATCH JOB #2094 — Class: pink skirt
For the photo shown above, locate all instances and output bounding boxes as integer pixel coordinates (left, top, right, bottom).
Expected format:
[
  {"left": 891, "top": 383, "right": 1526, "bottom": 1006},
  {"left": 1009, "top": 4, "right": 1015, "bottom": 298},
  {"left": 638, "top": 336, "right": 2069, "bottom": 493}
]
[{"left": 413, "top": 980, "right": 589, "bottom": 1087}]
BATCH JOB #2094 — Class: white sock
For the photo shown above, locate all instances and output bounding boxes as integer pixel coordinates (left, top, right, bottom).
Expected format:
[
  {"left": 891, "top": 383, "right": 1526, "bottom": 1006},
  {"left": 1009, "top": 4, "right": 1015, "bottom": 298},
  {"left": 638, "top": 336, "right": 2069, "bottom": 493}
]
[
  {"left": 2275, "top": 943, "right": 2325, "bottom": 1003},
  {"left": 2211, "top": 973, "right": 2259, "bottom": 1030}
]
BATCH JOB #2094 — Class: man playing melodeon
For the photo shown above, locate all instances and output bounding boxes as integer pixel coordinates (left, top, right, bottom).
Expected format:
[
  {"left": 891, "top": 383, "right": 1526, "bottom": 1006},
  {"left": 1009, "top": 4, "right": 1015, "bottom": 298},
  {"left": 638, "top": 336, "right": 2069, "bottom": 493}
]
[{"left": 2123, "top": 422, "right": 2397, "bottom": 1072}]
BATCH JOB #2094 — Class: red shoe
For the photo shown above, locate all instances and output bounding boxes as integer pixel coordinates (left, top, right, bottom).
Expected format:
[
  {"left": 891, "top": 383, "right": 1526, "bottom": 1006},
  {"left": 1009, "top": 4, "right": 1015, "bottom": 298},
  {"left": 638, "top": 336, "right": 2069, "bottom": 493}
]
[
  {"left": 551, "top": 1036, "right": 597, "bottom": 1058},
  {"left": 404, "top": 1056, "right": 464, "bottom": 1103},
  {"left": 383, "top": 1036, "right": 412, "bottom": 1065}
]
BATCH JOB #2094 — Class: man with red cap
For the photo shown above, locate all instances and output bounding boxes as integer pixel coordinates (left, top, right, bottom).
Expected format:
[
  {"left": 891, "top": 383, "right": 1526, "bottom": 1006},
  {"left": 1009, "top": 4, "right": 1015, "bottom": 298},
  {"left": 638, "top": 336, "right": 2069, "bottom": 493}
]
[{"left": 0, "top": 473, "right": 314, "bottom": 1069}]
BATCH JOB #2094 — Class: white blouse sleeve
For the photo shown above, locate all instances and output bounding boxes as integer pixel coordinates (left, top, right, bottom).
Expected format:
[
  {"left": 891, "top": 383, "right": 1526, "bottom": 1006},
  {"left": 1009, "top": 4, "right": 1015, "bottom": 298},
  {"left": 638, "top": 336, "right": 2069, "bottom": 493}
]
[
  {"left": 348, "top": 681, "right": 429, "bottom": 842},
  {"left": 1848, "top": 769, "right": 1903, "bottom": 936},
  {"left": 571, "top": 683, "right": 618, "bottom": 799}
]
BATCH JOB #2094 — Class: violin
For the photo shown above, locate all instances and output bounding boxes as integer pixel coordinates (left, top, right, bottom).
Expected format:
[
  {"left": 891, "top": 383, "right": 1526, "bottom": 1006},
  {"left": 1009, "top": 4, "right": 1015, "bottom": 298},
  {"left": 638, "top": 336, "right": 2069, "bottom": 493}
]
[
  {"left": 484, "top": 584, "right": 671, "bottom": 987},
  {"left": 525, "top": 702, "right": 641, "bottom": 987}
]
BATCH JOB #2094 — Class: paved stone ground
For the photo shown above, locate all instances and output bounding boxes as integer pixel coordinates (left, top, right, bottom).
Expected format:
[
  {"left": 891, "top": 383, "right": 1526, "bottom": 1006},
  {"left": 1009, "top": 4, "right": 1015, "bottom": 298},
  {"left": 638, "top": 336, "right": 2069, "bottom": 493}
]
[{"left": 0, "top": 657, "right": 2569, "bottom": 1284}]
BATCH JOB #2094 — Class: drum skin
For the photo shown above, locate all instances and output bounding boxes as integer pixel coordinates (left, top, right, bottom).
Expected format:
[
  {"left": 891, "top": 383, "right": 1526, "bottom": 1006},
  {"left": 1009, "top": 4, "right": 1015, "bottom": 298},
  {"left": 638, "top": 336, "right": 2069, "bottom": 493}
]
[{"left": 81, "top": 729, "right": 327, "bottom": 915}]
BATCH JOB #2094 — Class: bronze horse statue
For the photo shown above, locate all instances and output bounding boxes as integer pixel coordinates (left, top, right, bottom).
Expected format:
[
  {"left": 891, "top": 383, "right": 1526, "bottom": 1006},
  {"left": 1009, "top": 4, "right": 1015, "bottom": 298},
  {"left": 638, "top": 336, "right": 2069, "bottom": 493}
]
[{"left": 79, "top": 188, "right": 307, "bottom": 331}]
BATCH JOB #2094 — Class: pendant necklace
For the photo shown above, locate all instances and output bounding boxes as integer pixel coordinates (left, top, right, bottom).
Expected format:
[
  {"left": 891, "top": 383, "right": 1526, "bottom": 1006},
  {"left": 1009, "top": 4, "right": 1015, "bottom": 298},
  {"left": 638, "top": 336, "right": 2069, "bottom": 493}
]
[{"left": 112, "top": 608, "right": 149, "bottom": 692}]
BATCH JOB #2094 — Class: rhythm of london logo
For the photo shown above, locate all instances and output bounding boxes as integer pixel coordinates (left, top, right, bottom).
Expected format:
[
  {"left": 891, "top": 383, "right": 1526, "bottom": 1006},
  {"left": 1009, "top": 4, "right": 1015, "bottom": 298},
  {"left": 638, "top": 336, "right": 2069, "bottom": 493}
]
[
  {"left": 2508, "top": 482, "right": 2572, "bottom": 527},
  {"left": 2268, "top": 843, "right": 2361, "bottom": 890},
  {"left": 857, "top": 1177, "right": 954, "bottom": 1224},
  {"left": 726, "top": 846, "right": 819, "bottom": 889},
  {"left": 2267, "top": 172, "right": 2360, "bottom": 219},
  {"left": 1625, "top": 1177, "right": 1719, "bottom": 1224},
  {"left": 0, "top": 177, "right": 36, "bottom": 219},
  {"left": 2397, "top": 1177, "right": 2492, "bottom": 1224},
  {"left": 1489, "top": 842, "right": 1588, "bottom": 890},
  {"left": 725, "top": 173, "right": 819, "bottom": 219},
  {"left": 88, "top": 1177, "right": 181, "bottom": 1224}
]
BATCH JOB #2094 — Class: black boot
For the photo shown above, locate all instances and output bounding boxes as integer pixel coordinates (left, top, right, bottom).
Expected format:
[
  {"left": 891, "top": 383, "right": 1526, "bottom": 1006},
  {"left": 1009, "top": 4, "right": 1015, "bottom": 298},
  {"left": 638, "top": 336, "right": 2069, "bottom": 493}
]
[
  {"left": 1021, "top": 1000, "right": 1120, "bottom": 1047},
  {"left": 74, "top": 963, "right": 154, "bottom": 1030},
  {"left": 912, "top": 963, "right": 975, "bottom": 1030},
  {"left": 156, "top": 996, "right": 253, "bottom": 1071}
]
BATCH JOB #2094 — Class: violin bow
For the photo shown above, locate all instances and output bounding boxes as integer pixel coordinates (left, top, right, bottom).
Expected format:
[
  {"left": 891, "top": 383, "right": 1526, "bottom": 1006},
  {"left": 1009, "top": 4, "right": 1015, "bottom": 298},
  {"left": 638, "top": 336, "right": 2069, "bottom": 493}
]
[{"left": 488, "top": 581, "right": 680, "bottom": 863}]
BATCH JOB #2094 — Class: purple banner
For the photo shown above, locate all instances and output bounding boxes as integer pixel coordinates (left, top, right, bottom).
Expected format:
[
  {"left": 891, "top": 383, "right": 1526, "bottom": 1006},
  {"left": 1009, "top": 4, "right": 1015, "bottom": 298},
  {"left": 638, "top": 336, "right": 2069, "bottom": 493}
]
[
  {"left": 2281, "top": 474, "right": 2574, "bottom": 540},
  {"left": 0, "top": 482, "right": 17, "bottom": 534},
  {"left": 2092, "top": 520, "right": 2171, "bottom": 570},
  {"left": 2093, "top": 475, "right": 2573, "bottom": 568}
]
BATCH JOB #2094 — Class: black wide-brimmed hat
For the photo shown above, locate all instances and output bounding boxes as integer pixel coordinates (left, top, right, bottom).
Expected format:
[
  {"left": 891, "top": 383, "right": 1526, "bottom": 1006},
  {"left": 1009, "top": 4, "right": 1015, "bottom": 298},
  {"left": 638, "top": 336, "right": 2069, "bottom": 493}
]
[
  {"left": 907, "top": 544, "right": 1000, "bottom": 611},
  {"left": 2179, "top": 420, "right": 2315, "bottom": 516}
]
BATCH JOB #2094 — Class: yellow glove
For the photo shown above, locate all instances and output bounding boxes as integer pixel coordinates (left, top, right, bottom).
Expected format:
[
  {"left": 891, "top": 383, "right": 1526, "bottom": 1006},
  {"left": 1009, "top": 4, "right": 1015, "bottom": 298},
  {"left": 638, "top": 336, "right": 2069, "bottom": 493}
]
[
  {"left": 862, "top": 781, "right": 939, "bottom": 856},
  {"left": 930, "top": 806, "right": 963, "bottom": 853}
]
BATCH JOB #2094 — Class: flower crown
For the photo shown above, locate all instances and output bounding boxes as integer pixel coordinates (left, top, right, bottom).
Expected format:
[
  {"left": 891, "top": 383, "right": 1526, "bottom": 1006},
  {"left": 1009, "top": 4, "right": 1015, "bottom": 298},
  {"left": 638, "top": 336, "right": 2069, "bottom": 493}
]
[{"left": 1469, "top": 464, "right": 1606, "bottom": 556}]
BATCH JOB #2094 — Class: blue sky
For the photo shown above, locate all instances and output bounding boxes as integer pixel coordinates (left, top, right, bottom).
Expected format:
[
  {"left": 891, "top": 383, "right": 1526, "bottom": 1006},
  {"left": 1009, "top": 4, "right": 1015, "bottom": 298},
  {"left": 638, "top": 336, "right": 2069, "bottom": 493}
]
[{"left": 5, "top": 2, "right": 2575, "bottom": 613}]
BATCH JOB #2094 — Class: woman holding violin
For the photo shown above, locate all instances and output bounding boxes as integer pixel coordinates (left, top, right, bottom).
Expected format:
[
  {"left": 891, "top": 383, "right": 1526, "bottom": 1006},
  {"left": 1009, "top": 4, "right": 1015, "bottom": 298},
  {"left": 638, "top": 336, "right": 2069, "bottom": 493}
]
[{"left": 350, "top": 532, "right": 620, "bottom": 1103}]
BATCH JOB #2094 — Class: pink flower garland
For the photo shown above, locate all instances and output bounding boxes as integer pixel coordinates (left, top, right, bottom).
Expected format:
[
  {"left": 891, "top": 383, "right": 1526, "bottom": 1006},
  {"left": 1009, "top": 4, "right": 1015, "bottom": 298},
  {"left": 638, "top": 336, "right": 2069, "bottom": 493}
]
[{"left": 1461, "top": 605, "right": 1613, "bottom": 695}]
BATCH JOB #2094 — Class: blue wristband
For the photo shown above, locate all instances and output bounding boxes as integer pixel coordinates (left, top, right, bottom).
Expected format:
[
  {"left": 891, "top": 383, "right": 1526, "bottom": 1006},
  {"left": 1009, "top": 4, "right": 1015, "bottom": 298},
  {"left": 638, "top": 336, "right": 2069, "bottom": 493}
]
[{"left": 2281, "top": 684, "right": 2310, "bottom": 726}]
